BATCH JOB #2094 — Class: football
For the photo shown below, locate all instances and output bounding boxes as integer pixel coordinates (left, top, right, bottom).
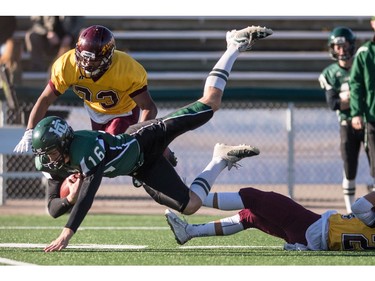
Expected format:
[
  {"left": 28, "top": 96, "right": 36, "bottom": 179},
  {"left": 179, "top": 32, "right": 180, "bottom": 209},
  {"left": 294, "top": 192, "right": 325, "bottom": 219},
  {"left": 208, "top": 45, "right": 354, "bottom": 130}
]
[{"left": 60, "top": 175, "right": 79, "bottom": 198}]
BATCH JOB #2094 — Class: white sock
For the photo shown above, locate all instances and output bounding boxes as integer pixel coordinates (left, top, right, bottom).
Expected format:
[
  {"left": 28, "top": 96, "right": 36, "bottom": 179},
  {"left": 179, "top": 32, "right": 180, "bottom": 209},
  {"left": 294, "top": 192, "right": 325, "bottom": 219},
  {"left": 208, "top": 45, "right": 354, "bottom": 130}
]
[
  {"left": 220, "top": 214, "right": 244, "bottom": 235},
  {"left": 187, "top": 214, "right": 244, "bottom": 237},
  {"left": 342, "top": 177, "right": 355, "bottom": 213},
  {"left": 203, "top": 192, "right": 245, "bottom": 210},
  {"left": 204, "top": 46, "right": 240, "bottom": 91},
  {"left": 190, "top": 158, "right": 227, "bottom": 203}
]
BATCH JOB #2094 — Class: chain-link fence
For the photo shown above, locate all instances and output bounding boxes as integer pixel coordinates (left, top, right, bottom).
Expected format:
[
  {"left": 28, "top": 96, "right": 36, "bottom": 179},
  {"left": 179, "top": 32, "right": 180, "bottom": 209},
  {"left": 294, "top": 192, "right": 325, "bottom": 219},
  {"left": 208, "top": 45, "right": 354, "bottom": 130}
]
[{"left": 0, "top": 99, "right": 372, "bottom": 206}]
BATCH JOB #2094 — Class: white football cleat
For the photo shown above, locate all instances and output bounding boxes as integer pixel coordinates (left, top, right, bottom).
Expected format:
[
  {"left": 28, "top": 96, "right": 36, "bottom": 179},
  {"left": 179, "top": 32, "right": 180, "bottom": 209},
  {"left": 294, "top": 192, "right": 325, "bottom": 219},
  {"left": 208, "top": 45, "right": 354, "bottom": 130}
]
[
  {"left": 213, "top": 143, "right": 260, "bottom": 170},
  {"left": 226, "top": 25, "right": 273, "bottom": 52},
  {"left": 165, "top": 209, "right": 192, "bottom": 245}
]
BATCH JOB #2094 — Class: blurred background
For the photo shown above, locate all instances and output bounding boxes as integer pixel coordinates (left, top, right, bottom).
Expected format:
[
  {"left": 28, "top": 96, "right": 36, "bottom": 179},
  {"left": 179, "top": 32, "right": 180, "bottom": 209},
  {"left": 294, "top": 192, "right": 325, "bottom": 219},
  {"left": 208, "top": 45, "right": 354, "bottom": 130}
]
[{"left": 1, "top": 16, "right": 373, "bottom": 214}]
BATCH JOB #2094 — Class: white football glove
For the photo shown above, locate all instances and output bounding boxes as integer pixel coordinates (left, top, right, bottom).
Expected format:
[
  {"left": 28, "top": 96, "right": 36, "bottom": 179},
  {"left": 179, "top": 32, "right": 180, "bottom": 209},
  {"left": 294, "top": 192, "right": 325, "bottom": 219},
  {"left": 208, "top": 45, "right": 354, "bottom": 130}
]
[
  {"left": 339, "top": 91, "right": 350, "bottom": 101},
  {"left": 13, "top": 129, "right": 33, "bottom": 153}
]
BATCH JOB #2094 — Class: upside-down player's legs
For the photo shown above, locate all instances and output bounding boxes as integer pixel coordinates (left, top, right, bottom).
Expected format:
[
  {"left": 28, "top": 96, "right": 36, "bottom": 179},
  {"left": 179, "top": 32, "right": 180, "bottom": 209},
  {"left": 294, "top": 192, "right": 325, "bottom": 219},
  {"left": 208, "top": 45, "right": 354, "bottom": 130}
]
[
  {"left": 238, "top": 188, "right": 321, "bottom": 244},
  {"left": 137, "top": 156, "right": 190, "bottom": 212}
]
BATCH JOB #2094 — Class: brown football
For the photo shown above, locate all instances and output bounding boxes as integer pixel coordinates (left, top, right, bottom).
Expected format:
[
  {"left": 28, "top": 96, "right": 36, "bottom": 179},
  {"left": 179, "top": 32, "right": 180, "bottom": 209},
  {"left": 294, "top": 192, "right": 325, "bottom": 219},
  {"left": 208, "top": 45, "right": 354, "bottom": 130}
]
[{"left": 60, "top": 175, "right": 78, "bottom": 198}]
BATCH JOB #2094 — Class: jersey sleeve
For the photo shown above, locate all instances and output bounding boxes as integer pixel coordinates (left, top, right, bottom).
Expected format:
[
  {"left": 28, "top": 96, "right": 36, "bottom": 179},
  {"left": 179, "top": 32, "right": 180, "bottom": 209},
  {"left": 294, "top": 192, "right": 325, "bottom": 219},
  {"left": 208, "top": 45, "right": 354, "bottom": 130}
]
[{"left": 50, "top": 49, "right": 78, "bottom": 94}]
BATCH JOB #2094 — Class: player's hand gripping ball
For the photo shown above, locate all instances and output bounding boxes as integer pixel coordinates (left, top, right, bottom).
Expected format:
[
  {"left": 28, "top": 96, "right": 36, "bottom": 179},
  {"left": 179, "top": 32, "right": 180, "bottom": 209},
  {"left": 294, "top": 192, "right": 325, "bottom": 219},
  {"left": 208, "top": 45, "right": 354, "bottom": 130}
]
[{"left": 60, "top": 174, "right": 80, "bottom": 198}]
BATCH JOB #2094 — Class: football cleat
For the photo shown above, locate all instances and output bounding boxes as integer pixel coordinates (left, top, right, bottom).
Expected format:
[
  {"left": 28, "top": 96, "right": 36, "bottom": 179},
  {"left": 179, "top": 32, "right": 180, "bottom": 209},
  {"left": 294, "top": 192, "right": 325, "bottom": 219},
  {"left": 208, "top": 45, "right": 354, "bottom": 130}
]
[
  {"left": 226, "top": 25, "right": 273, "bottom": 52},
  {"left": 165, "top": 209, "right": 192, "bottom": 245},
  {"left": 213, "top": 143, "right": 260, "bottom": 170}
]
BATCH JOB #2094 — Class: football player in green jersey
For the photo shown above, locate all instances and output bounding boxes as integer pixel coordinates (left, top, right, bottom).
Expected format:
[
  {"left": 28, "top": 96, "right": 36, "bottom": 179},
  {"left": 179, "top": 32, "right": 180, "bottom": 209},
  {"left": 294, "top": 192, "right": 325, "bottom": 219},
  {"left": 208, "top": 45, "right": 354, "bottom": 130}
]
[
  {"left": 32, "top": 26, "right": 273, "bottom": 252},
  {"left": 319, "top": 27, "right": 372, "bottom": 213}
]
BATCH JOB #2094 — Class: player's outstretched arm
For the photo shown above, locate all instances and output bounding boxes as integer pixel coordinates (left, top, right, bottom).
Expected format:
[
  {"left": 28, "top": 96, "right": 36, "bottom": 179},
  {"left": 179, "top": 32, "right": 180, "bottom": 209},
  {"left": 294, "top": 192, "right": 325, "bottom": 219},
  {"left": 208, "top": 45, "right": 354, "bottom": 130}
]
[{"left": 44, "top": 227, "right": 74, "bottom": 252}]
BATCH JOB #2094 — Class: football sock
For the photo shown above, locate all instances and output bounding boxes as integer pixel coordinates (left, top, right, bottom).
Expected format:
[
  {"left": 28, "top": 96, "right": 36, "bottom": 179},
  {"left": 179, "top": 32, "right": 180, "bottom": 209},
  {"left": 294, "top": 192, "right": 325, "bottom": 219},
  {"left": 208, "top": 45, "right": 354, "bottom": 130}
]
[
  {"left": 203, "top": 192, "right": 245, "bottom": 210},
  {"left": 187, "top": 214, "right": 244, "bottom": 237},
  {"left": 204, "top": 46, "right": 240, "bottom": 91},
  {"left": 190, "top": 158, "right": 227, "bottom": 203},
  {"left": 219, "top": 214, "right": 244, "bottom": 235},
  {"left": 342, "top": 177, "right": 355, "bottom": 213}
]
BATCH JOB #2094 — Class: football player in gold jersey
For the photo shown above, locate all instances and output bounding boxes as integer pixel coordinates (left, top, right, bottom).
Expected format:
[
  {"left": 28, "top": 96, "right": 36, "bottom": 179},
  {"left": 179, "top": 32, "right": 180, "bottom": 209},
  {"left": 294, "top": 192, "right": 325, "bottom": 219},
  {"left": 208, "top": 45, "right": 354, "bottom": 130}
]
[
  {"left": 13, "top": 25, "right": 165, "bottom": 157},
  {"left": 166, "top": 187, "right": 375, "bottom": 251}
]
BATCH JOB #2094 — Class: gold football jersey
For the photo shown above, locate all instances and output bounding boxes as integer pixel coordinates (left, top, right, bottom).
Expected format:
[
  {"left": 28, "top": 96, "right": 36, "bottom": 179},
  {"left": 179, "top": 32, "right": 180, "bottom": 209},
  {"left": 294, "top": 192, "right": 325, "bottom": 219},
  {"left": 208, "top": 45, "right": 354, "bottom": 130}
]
[
  {"left": 328, "top": 213, "right": 375, "bottom": 250},
  {"left": 50, "top": 49, "right": 148, "bottom": 115}
]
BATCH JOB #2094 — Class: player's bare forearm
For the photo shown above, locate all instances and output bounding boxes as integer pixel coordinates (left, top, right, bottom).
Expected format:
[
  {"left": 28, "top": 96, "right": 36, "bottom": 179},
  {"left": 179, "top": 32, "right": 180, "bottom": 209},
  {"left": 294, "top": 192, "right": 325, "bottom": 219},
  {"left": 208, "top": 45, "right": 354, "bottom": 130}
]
[
  {"left": 139, "top": 107, "right": 157, "bottom": 122},
  {"left": 44, "top": 227, "right": 74, "bottom": 252}
]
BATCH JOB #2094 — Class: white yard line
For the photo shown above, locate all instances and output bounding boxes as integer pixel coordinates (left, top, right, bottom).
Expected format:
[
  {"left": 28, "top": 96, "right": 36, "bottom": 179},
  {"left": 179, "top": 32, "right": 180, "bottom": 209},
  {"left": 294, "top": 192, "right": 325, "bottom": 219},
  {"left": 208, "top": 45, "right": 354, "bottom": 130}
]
[
  {"left": 0, "top": 226, "right": 168, "bottom": 230},
  {"left": 0, "top": 257, "right": 37, "bottom": 266},
  {"left": 0, "top": 243, "right": 147, "bottom": 250},
  {"left": 181, "top": 245, "right": 282, "bottom": 249},
  {"left": 0, "top": 243, "right": 148, "bottom": 266}
]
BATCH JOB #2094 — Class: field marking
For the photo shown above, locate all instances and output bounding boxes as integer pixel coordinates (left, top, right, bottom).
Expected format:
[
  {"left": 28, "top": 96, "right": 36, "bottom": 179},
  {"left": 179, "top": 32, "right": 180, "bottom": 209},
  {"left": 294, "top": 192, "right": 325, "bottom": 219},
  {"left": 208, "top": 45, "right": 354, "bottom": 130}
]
[
  {"left": 0, "top": 257, "right": 37, "bottom": 266},
  {"left": 0, "top": 226, "right": 168, "bottom": 230},
  {"left": 181, "top": 245, "right": 283, "bottom": 249},
  {"left": 0, "top": 243, "right": 147, "bottom": 250}
]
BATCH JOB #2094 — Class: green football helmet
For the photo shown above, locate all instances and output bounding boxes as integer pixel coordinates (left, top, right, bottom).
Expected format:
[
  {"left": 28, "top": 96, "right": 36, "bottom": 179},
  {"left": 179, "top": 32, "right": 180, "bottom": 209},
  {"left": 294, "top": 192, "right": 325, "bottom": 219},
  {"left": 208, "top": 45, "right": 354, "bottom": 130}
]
[
  {"left": 328, "top": 26, "right": 356, "bottom": 61},
  {"left": 32, "top": 116, "right": 74, "bottom": 169}
]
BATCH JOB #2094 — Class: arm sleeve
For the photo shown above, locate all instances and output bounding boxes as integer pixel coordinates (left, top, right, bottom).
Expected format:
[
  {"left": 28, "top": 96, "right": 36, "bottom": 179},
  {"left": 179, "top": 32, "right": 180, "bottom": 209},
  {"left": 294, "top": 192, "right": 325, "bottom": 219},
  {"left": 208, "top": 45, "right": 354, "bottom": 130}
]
[
  {"left": 64, "top": 161, "right": 105, "bottom": 232},
  {"left": 47, "top": 178, "right": 73, "bottom": 218},
  {"left": 319, "top": 72, "right": 340, "bottom": 111},
  {"left": 325, "top": 88, "right": 340, "bottom": 111}
]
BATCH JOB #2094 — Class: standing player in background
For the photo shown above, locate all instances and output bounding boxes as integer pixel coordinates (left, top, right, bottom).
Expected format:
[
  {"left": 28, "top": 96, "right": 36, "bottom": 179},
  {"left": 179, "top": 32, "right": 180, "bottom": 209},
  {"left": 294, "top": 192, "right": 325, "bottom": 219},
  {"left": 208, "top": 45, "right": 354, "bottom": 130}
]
[
  {"left": 14, "top": 25, "right": 176, "bottom": 166},
  {"left": 349, "top": 17, "right": 375, "bottom": 221},
  {"left": 318, "top": 27, "right": 372, "bottom": 213}
]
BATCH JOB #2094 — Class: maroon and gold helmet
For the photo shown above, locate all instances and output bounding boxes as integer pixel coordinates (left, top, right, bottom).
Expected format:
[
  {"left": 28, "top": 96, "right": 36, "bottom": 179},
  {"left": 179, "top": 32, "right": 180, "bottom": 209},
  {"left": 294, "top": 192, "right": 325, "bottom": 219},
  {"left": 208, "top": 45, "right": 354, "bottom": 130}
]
[{"left": 75, "top": 25, "right": 116, "bottom": 78}]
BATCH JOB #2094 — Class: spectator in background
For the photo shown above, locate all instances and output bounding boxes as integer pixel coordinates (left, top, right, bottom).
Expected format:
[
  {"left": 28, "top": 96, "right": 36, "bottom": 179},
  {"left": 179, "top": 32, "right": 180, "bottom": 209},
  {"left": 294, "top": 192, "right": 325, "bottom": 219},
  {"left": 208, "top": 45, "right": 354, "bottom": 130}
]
[
  {"left": 25, "top": 16, "right": 83, "bottom": 71},
  {"left": 0, "top": 16, "right": 22, "bottom": 84},
  {"left": 319, "top": 26, "right": 372, "bottom": 213}
]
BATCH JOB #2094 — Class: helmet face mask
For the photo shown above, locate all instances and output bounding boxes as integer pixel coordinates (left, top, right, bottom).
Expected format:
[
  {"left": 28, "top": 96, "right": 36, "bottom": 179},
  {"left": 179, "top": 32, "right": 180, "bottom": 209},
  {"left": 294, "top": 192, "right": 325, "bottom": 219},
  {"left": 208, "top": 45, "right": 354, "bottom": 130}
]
[
  {"left": 32, "top": 116, "right": 74, "bottom": 170},
  {"left": 328, "top": 27, "right": 356, "bottom": 61},
  {"left": 38, "top": 148, "right": 66, "bottom": 170},
  {"left": 75, "top": 25, "right": 116, "bottom": 79}
]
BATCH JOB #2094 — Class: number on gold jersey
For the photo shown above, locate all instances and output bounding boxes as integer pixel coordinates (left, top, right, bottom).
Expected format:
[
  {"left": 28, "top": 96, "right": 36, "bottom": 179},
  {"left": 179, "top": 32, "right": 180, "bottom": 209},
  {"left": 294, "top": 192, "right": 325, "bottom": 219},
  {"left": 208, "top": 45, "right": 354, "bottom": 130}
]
[
  {"left": 342, "top": 234, "right": 375, "bottom": 250},
  {"left": 74, "top": 85, "right": 119, "bottom": 108}
]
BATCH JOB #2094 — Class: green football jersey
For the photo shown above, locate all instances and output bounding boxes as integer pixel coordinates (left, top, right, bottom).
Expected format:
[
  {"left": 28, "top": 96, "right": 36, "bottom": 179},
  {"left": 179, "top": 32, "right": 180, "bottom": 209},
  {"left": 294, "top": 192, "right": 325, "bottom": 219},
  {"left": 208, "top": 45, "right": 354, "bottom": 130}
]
[
  {"left": 350, "top": 41, "right": 375, "bottom": 122},
  {"left": 35, "top": 130, "right": 143, "bottom": 178},
  {"left": 319, "top": 62, "right": 351, "bottom": 121}
]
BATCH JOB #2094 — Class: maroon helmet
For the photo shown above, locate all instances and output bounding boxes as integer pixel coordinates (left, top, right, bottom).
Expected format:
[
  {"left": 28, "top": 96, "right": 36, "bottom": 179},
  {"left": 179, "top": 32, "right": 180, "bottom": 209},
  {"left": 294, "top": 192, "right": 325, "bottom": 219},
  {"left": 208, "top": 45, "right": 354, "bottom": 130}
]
[{"left": 75, "top": 25, "right": 116, "bottom": 78}]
